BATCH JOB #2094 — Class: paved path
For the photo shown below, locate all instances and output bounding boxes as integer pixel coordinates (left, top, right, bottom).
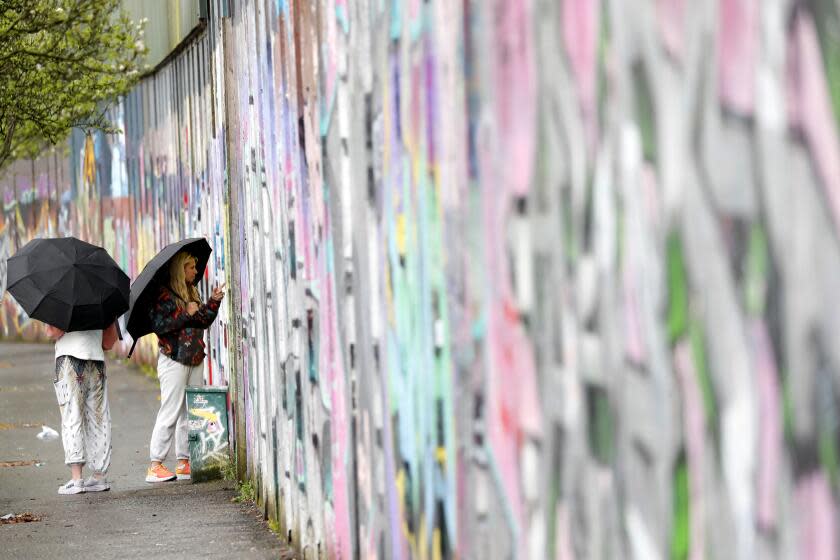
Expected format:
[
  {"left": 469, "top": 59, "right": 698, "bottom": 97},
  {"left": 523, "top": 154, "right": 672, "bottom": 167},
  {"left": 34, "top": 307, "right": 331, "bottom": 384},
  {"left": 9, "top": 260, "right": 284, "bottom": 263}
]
[{"left": 0, "top": 342, "right": 293, "bottom": 559}]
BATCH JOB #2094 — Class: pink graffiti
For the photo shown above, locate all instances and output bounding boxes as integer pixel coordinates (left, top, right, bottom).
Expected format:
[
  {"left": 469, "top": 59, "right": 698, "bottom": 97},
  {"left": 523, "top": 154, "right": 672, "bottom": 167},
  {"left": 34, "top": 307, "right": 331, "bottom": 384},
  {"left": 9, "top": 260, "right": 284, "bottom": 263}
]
[
  {"left": 562, "top": 0, "right": 599, "bottom": 151},
  {"left": 796, "top": 471, "right": 838, "bottom": 560},
  {"left": 320, "top": 226, "right": 352, "bottom": 559},
  {"left": 494, "top": 0, "right": 537, "bottom": 197},
  {"left": 751, "top": 319, "right": 782, "bottom": 531},
  {"left": 622, "top": 267, "right": 646, "bottom": 366},
  {"left": 786, "top": 11, "right": 840, "bottom": 235},
  {"left": 480, "top": 1, "right": 543, "bottom": 535},
  {"left": 656, "top": 0, "right": 685, "bottom": 59},
  {"left": 718, "top": 0, "right": 758, "bottom": 114}
]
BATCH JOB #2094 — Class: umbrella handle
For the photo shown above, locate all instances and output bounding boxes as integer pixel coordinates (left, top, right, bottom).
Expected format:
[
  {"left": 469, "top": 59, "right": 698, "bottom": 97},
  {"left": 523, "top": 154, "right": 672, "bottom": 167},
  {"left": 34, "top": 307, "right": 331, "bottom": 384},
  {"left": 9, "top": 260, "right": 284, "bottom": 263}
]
[{"left": 127, "top": 339, "right": 137, "bottom": 359}]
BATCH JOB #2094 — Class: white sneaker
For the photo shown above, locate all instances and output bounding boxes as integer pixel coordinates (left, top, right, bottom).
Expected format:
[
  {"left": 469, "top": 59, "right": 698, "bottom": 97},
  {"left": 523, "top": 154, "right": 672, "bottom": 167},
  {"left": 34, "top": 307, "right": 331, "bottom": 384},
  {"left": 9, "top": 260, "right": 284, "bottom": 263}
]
[
  {"left": 58, "top": 479, "right": 85, "bottom": 495},
  {"left": 84, "top": 475, "right": 110, "bottom": 492}
]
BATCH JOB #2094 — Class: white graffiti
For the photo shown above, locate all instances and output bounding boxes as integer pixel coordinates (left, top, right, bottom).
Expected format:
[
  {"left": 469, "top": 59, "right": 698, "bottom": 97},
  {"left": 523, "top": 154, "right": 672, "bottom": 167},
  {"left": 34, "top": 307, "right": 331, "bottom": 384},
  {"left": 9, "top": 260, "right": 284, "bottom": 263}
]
[{"left": 188, "top": 405, "right": 229, "bottom": 465}]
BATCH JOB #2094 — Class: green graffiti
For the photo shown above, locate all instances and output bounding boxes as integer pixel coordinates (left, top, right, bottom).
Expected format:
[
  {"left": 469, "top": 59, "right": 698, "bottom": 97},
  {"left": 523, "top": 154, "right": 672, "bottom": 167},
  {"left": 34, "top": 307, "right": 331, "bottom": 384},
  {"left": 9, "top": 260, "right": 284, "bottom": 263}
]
[
  {"left": 744, "top": 224, "right": 768, "bottom": 316},
  {"left": 563, "top": 187, "right": 577, "bottom": 265},
  {"left": 666, "top": 233, "right": 689, "bottom": 344},
  {"left": 782, "top": 369, "right": 795, "bottom": 445},
  {"left": 597, "top": 8, "right": 610, "bottom": 126},
  {"left": 671, "top": 458, "right": 690, "bottom": 560},
  {"left": 587, "top": 386, "right": 614, "bottom": 465},
  {"left": 819, "top": 430, "right": 840, "bottom": 490},
  {"left": 690, "top": 320, "right": 719, "bottom": 443},
  {"left": 633, "top": 62, "right": 657, "bottom": 164}
]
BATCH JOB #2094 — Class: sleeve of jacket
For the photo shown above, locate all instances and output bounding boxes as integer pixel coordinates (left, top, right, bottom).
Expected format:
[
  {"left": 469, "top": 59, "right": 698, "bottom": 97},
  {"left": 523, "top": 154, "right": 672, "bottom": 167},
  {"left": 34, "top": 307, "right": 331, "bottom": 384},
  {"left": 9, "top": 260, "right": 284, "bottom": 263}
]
[
  {"left": 187, "top": 297, "right": 221, "bottom": 329},
  {"left": 149, "top": 291, "right": 194, "bottom": 335}
]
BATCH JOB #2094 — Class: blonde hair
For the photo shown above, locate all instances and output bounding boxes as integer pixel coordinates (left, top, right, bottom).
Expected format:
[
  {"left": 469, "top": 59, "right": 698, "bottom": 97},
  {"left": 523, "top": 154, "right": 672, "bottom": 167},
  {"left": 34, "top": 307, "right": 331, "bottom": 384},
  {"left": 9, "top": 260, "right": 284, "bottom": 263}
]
[{"left": 168, "top": 251, "right": 201, "bottom": 306}]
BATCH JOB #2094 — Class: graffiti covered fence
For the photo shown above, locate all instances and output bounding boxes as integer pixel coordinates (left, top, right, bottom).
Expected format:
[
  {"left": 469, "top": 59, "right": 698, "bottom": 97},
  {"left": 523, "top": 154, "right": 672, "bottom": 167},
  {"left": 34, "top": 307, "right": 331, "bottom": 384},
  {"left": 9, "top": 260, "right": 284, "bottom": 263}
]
[{"left": 3, "top": 0, "right": 840, "bottom": 558}]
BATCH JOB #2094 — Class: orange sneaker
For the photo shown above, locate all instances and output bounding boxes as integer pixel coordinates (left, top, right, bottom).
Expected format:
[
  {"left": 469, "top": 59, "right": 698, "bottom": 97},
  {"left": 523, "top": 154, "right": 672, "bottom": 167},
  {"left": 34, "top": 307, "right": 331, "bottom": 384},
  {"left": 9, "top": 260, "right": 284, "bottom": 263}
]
[
  {"left": 145, "top": 463, "right": 176, "bottom": 483},
  {"left": 175, "top": 460, "right": 191, "bottom": 481}
]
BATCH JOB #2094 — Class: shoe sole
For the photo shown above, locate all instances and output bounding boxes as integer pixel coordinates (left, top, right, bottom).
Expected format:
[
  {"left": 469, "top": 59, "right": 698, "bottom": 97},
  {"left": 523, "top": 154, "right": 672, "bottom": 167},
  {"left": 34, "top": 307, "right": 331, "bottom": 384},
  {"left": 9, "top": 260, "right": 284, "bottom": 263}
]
[
  {"left": 176, "top": 473, "right": 191, "bottom": 480},
  {"left": 85, "top": 486, "right": 110, "bottom": 492},
  {"left": 57, "top": 488, "right": 85, "bottom": 495},
  {"left": 145, "top": 475, "right": 176, "bottom": 483}
]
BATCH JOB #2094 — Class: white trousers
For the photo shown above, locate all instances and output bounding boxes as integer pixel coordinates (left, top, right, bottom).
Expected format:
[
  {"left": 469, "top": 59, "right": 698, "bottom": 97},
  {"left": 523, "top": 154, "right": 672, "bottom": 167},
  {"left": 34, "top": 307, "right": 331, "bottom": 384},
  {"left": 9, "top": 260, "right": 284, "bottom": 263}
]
[
  {"left": 149, "top": 354, "right": 201, "bottom": 462},
  {"left": 54, "top": 356, "right": 111, "bottom": 473}
]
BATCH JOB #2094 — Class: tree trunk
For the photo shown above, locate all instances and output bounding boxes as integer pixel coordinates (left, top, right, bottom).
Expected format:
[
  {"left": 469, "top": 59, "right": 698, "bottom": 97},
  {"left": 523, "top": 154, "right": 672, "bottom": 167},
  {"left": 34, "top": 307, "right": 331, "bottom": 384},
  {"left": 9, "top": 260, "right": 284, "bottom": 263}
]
[{"left": 0, "top": 117, "right": 17, "bottom": 170}]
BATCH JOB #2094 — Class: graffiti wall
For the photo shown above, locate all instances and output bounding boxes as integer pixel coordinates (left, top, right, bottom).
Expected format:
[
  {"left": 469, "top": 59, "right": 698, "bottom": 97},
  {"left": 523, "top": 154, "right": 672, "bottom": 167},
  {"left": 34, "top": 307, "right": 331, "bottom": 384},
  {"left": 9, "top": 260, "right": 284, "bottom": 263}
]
[
  {"left": 3, "top": 0, "right": 840, "bottom": 558},
  {"left": 0, "top": 29, "right": 232, "bottom": 380}
]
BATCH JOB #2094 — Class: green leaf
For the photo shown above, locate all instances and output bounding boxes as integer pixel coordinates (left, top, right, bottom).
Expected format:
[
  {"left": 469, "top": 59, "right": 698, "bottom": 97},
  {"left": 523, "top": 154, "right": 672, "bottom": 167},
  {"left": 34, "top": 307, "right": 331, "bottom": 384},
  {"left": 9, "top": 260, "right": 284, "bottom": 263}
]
[{"left": 0, "top": 0, "right": 146, "bottom": 169}]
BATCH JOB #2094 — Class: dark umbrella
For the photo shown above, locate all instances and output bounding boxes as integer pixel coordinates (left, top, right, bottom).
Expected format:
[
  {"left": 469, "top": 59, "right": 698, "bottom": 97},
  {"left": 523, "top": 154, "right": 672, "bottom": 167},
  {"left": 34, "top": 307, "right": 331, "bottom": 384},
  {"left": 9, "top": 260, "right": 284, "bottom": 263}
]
[
  {"left": 5, "top": 237, "right": 130, "bottom": 331},
  {"left": 125, "top": 237, "right": 212, "bottom": 357}
]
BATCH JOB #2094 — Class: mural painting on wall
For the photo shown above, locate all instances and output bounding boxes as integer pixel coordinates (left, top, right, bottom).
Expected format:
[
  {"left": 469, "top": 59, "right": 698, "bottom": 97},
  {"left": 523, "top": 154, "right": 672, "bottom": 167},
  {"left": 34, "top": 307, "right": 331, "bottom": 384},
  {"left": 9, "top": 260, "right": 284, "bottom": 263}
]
[{"left": 2, "top": 0, "right": 840, "bottom": 558}]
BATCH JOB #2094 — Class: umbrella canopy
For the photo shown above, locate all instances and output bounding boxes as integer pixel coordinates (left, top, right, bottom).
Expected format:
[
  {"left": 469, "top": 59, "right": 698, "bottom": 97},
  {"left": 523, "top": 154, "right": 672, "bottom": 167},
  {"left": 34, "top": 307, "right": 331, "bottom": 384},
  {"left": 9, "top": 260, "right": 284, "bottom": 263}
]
[
  {"left": 5, "top": 237, "right": 129, "bottom": 331},
  {"left": 125, "top": 237, "right": 211, "bottom": 356}
]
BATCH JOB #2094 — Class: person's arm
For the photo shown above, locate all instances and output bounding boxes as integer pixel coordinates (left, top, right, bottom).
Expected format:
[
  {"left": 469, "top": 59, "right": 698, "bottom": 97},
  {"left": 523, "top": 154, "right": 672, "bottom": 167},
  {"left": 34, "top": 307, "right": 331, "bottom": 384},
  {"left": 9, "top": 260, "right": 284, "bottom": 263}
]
[
  {"left": 149, "top": 291, "right": 195, "bottom": 335},
  {"left": 101, "top": 323, "right": 118, "bottom": 351},
  {"left": 188, "top": 297, "right": 221, "bottom": 329},
  {"left": 44, "top": 324, "right": 64, "bottom": 340},
  {"left": 186, "top": 284, "right": 225, "bottom": 329}
]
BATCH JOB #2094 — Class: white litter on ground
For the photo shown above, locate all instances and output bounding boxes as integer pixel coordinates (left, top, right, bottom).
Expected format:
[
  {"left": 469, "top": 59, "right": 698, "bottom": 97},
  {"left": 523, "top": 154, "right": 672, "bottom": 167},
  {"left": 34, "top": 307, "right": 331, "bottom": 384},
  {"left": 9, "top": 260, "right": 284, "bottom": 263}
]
[{"left": 35, "top": 426, "right": 59, "bottom": 441}]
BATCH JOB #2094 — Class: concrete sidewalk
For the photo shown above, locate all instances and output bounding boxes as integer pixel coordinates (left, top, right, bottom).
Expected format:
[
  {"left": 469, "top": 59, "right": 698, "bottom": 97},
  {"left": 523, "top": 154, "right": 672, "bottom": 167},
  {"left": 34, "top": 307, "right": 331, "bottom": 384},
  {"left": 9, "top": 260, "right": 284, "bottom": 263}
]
[{"left": 0, "top": 342, "right": 293, "bottom": 559}]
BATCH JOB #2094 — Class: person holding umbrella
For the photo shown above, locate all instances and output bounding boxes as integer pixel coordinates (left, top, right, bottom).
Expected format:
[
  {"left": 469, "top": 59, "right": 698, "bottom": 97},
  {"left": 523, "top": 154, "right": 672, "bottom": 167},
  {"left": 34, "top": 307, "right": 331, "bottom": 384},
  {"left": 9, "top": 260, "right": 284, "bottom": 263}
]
[
  {"left": 5, "top": 237, "right": 130, "bottom": 495},
  {"left": 44, "top": 320, "right": 119, "bottom": 494},
  {"left": 137, "top": 245, "right": 224, "bottom": 483}
]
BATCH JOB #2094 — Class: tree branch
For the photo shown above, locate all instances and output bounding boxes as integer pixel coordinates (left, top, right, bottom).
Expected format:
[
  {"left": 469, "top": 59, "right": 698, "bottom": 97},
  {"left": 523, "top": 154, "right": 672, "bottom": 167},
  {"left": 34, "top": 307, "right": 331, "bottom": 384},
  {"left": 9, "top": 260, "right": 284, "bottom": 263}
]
[
  {"left": 0, "top": 116, "right": 18, "bottom": 170},
  {"left": 0, "top": 0, "right": 145, "bottom": 171}
]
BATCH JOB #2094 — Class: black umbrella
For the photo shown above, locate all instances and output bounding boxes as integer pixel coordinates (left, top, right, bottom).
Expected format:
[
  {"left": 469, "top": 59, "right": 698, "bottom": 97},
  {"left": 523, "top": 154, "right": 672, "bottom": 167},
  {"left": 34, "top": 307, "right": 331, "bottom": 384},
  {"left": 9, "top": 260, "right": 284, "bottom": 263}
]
[
  {"left": 5, "top": 237, "right": 130, "bottom": 331},
  {"left": 125, "top": 237, "right": 211, "bottom": 357}
]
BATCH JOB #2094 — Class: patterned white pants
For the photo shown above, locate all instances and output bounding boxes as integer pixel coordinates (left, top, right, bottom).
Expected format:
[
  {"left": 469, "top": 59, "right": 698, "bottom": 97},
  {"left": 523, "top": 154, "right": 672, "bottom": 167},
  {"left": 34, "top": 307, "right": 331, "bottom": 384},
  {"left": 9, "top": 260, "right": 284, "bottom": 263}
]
[
  {"left": 149, "top": 353, "right": 201, "bottom": 462},
  {"left": 53, "top": 356, "right": 111, "bottom": 473}
]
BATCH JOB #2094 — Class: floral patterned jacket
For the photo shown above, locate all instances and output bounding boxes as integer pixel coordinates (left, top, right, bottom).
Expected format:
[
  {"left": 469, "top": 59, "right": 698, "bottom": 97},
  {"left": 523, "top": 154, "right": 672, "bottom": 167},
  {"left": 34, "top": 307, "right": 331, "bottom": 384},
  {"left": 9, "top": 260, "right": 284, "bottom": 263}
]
[{"left": 149, "top": 286, "right": 220, "bottom": 366}]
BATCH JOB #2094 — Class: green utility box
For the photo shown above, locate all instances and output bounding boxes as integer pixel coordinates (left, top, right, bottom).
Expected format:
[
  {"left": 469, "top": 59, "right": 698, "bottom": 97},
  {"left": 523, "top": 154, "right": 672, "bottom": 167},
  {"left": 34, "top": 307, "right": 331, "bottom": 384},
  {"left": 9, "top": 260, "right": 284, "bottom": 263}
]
[{"left": 185, "top": 385, "right": 231, "bottom": 482}]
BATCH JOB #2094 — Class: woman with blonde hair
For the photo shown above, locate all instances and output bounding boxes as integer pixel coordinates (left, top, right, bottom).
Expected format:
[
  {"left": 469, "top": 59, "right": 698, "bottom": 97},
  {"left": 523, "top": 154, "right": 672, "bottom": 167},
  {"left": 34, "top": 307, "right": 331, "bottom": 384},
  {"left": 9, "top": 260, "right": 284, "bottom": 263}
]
[{"left": 145, "top": 250, "right": 225, "bottom": 482}]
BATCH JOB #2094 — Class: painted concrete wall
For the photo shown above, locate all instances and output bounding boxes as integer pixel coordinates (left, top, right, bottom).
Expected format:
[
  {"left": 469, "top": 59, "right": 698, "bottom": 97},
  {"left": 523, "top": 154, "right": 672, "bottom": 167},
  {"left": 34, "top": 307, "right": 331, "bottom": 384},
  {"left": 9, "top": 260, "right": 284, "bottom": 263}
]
[{"left": 3, "top": 0, "right": 840, "bottom": 558}]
